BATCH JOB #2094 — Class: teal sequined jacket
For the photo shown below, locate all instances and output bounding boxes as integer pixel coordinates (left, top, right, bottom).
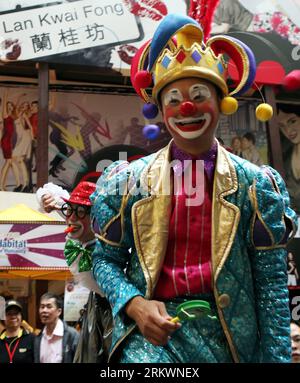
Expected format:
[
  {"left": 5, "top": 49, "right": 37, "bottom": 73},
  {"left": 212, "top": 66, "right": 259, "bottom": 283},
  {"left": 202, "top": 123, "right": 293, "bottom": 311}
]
[{"left": 90, "top": 142, "right": 297, "bottom": 363}]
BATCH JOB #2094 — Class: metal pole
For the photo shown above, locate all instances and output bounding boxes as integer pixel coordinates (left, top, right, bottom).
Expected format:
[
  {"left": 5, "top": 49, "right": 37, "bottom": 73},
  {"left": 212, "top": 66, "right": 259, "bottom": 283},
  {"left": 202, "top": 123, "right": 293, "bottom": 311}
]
[
  {"left": 264, "top": 85, "right": 285, "bottom": 177},
  {"left": 37, "top": 62, "right": 49, "bottom": 187}
]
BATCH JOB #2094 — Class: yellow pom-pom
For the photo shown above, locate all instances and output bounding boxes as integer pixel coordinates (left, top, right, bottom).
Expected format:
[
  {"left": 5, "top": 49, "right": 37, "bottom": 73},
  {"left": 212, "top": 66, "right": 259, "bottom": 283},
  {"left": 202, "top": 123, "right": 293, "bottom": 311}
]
[
  {"left": 255, "top": 103, "right": 273, "bottom": 122},
  {"left": 220, "top": 97, "right": 238, "bottom": 115}
]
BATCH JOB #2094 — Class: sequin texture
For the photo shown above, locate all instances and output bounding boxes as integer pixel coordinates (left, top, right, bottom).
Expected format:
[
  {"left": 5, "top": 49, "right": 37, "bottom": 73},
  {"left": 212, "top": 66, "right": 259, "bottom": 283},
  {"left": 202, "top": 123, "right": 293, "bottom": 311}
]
[{"left": 90, "top": 146, "right": 298, "bottom": 363}]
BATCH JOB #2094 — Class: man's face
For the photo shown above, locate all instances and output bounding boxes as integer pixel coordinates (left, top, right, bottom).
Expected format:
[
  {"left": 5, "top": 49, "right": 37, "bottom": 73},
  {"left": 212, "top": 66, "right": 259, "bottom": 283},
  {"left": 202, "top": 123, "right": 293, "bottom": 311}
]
[
  {"left": 291, "top": 323, "right": 300, "bottom": 363},
  {"left": 5, "top": 308, "right": 22, "bottom": 330},
  {"left": 241, "top": 137, "right": 250, "bottom": 150},
  {"left": 64, "top": 203, "right": 94, "bottom": 243},
  {"left": 232, "top": 138, "right": 241, "bottom": 151},
  {"left": 39, "top": 298, "right": 61, "bottom": 326},
  {"left": 160, "top": 77, "right": 220, "bottom": 142}
]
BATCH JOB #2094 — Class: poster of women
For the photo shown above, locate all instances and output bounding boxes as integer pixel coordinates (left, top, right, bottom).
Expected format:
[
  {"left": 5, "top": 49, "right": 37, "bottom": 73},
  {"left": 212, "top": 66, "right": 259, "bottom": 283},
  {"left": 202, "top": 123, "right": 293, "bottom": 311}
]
[{"left": 277, "top": 102, "right": 300, "bottom": 216}]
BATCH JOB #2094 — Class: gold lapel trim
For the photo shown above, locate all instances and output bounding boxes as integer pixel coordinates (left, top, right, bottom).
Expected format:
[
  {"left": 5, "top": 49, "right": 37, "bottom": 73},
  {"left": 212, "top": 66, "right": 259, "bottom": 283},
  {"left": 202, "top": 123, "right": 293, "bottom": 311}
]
[
  {"left": 212, "top": 145, "right": 240, "bottom": 281},
  {"left": 132, "top": 144, "right": 172, "bottom": 298},
  {"left": 140, "top": 141, "right": 174, "bottom": 195}
]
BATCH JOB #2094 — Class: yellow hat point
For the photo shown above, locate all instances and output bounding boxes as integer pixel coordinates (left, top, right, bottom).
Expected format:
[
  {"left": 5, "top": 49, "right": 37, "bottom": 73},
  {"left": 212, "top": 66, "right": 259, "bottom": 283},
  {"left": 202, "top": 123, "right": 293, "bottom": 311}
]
[
  {"left": 220, "top": 97, "right": 238, "bottom": 115},
  {"left": 256, "top": 103, "right": 273, "bottom": 122}
]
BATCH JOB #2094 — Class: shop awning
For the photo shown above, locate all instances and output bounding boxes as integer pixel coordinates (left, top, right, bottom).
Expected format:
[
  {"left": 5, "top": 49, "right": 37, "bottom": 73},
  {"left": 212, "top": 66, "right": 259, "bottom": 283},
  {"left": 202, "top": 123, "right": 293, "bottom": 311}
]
[
  {"left": 0, "top": 203, "right": 59, "bottom": 222},
  {"left": 0, "top": 269, "right": 72, "bottom": 280},
  {"left": 0, "top": 195, "right": 68, "bottom": 280}
]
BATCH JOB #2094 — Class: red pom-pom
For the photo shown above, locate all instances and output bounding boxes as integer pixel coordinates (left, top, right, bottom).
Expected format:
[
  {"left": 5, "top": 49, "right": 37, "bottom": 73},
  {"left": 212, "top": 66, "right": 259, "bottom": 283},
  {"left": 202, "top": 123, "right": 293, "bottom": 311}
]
[
  {"left": 134, "top": 70, "right": 152, "bottom": 89},
  {"left": 283, "top": 70, "right": 300, "bottom": 92}
]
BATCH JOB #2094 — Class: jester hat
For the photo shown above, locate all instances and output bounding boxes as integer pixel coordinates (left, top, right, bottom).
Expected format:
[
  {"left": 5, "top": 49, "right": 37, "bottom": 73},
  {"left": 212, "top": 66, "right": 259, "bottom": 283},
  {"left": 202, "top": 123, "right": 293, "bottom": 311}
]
[{"left": 131, "top": 14, "right": 272, "bottom": 121}]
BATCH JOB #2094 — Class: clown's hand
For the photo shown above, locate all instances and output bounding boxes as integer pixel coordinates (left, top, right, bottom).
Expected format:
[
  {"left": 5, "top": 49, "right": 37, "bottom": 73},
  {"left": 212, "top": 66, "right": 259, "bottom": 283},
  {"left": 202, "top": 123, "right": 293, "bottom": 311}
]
[
  {"left": 125, "top": 296, "right": 180, "bottom": 346},
  {"left": 41, "top": 193, "right": 57, "bottom": 213},
  {"left": 36, "top": 182, "right": 70, "bottom": 213}
]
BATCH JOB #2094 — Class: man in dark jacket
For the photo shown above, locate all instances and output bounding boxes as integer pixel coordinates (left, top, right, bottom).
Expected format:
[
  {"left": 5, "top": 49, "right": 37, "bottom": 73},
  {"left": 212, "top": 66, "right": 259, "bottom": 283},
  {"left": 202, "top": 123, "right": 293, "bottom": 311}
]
[
  {"left": 34, "top": 292, "right": 79, "bottom": 363},
  {"left": 0, "top": 300, "right": 35, "bottom": 363}
]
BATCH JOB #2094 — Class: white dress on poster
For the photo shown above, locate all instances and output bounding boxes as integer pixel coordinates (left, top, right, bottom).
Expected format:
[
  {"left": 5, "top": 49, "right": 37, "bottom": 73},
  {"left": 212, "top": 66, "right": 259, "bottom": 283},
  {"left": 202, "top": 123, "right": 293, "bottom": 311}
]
[{"left": 13, "top": 118, "right": 32, "bottom": 159}]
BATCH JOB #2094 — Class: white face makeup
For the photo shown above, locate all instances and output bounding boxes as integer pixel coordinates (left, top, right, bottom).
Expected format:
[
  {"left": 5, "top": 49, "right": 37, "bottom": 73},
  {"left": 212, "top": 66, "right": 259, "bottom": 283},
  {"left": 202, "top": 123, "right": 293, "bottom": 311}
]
[
  {"left": 162, "top": 83, "right": 213, "bottom": 140},
  {"left": 189, "top": 84, "right": 211, "bottom": 102},
  {"left": 163, "top": 88, "right": 183, "bottom": 107}
]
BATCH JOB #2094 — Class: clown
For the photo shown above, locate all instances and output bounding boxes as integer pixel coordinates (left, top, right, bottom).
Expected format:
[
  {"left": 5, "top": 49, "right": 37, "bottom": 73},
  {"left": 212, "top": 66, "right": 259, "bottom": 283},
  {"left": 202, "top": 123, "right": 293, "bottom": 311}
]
[
  {"left": 37, "top": 181, "right": 112, "bottom": 363},
  {"left": 37, "top": 182, "right": 101, "bottom": 293},
  {"left": 91, "top": 14, "right": 297, "bottom": 363}
]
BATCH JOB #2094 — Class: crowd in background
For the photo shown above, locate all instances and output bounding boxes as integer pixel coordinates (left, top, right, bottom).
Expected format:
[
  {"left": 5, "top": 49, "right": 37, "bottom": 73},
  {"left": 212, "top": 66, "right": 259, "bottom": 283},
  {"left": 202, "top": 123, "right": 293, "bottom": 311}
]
[
  {"left": 0, "top": 294, "right": 79, "bottom": 363},
  {"left": 1, "top": 294, "right": 300, "bottom": 363}
]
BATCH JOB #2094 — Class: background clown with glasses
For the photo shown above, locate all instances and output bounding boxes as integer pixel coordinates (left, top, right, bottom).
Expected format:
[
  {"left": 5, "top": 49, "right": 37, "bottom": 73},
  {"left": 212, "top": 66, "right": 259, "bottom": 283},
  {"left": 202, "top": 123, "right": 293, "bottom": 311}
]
[
  {"left": 37, "top": 181, "right": 112, "bottom": 363},
  {"left": 90, "top": 13, "right": 298, "bottom": 363}
]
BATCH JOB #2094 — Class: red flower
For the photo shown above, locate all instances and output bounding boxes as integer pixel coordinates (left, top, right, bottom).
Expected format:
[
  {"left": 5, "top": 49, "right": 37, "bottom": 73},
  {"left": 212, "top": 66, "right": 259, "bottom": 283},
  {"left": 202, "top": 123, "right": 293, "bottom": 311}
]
[
  {"left": 277, "top": 24, "right": 290, "bottom": 37},
  {"left": 271, "top": 12, "right": 283, "bottom": 29}
]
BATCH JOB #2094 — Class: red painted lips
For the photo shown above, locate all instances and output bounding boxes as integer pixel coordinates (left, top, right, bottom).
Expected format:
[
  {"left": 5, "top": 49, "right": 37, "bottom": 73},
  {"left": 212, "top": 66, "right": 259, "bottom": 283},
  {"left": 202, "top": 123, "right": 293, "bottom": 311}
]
[
  {"left": 123, "top": 0, "right": 168, "bottom": 21},
  {"left": 1, "top": 38, "right": 21, "bottom": 61},
  {"left": 6, "top": 43, "right": 21, "bottom": 60},
  {"left": 176, "top": 119, "right": 206, "bottom": 132}
]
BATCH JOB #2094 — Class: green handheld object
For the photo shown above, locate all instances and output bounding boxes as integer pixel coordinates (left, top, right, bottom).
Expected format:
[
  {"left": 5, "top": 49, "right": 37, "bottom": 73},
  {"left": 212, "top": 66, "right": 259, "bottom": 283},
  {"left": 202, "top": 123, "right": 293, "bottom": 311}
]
[{"left": 171, "top": 300, "right": 217, "bottom": 323}]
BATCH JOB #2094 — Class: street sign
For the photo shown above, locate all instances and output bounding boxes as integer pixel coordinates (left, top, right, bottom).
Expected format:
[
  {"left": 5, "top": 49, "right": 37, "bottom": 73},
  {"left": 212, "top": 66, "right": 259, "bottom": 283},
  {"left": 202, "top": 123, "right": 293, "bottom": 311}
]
[{"left": 0, "top": 0, "right": 143, "bottom": 61}]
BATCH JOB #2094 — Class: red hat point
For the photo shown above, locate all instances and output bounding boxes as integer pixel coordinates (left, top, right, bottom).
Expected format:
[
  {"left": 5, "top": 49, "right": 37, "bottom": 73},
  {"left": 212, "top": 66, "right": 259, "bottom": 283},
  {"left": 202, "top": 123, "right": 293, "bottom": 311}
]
[
  {"left": 63, "top": 181, "right": 96, "bottom": 206},
  {"left": 283, "top": 70, "right": 300, "bottom": 92}
]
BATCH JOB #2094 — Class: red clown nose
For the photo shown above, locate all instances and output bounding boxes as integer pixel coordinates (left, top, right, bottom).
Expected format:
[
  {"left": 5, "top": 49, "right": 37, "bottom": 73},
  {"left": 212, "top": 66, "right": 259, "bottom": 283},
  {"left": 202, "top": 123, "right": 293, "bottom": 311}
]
[{"left": 180, "top": 101, "right": 197, "bottom": 117}]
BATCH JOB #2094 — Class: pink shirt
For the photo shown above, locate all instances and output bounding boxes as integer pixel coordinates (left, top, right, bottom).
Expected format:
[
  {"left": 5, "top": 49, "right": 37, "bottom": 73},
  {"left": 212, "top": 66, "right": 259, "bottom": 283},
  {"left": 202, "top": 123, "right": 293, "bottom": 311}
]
[
  {"left": 154, "top": 170, "right": 213, "bottom": 299},
  {"left": 154, "top": 143, "right": 216, "bottom": 299},
  {"left": 40, "top": 319, "right": 64, "bottom": 363}
]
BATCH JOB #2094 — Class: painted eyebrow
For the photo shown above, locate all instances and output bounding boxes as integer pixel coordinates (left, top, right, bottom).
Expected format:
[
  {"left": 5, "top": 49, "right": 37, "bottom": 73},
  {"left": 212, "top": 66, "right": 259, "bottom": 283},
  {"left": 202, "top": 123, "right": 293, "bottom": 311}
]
[
  {"left": 191, "top": 84, "right": 205, "bottom": 89},
  {"left": 189, "top": 84, "right": 210, "bottom": 92},
  {"left": 168, "top": 89, "right": 181, "bottom": 94},
  {"left": 163, "top": 88, "right": 183, "bottom": 105}
]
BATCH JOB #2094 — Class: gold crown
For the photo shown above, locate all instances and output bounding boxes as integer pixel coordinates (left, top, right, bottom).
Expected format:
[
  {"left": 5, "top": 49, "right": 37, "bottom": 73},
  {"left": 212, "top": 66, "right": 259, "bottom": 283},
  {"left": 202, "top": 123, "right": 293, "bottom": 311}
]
[
  {"left": 132, "top": 15, "right": 272, "bottom": 122},
  {"left": 151, "top": 29, "right": 228, "bottom": 103}
]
